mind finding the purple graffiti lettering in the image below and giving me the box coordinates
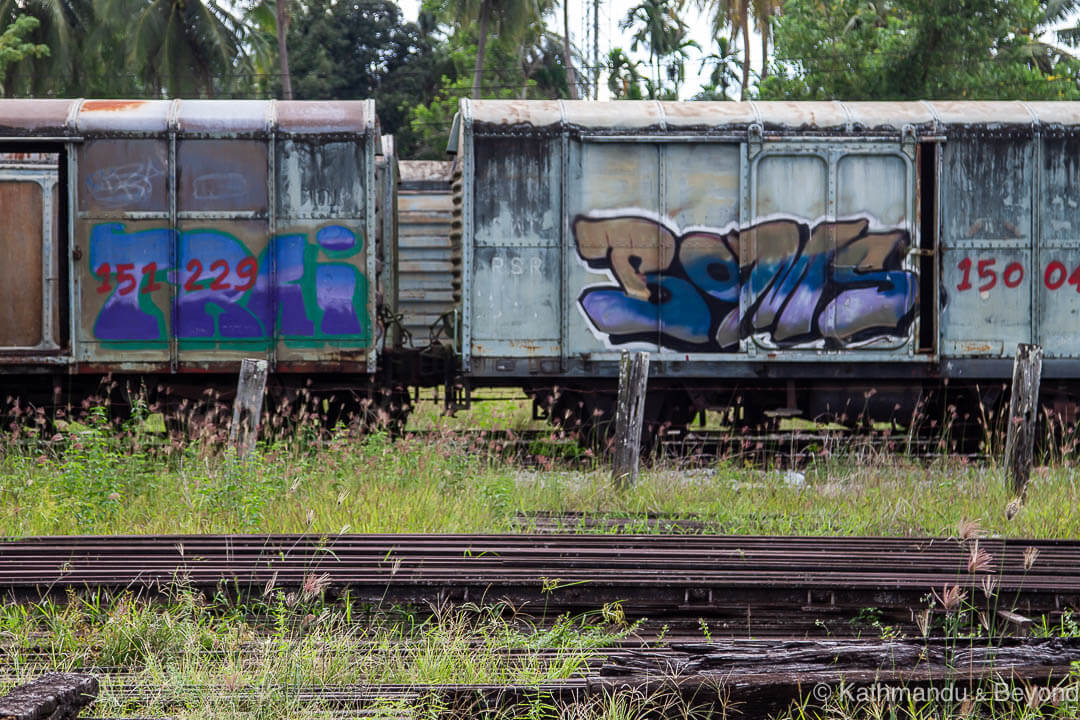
[89,224,171,341]
[317,225,359,252]
[87,223,370,345]
[574,211,917,352]
[316,265,365,335]
[177,230,268,339]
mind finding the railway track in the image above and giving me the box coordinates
[405,427,983,464]
[1,534,1075,634]
[17,638,1080,719]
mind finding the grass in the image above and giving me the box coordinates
[5,391,1080,718]
[1,398,1079,536]
[0,590,641,719]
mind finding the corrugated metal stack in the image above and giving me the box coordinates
[396,160,460,348]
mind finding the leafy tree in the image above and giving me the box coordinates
[759,0,1080,100]
[437,0,538,98]
[97,0,250,96]
[286,0,450,144]
[694,34,738,99]
[0,15,48,95]
[620,0,693,97]
[0,0,91,95]
[607,46,645,98]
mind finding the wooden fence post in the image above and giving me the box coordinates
[612,350,649,489]
[229,358,268,459]
[1004,343,1043,500]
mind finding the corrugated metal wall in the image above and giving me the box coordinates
[396,161,459,348]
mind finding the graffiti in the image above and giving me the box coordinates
[574,210,917,352]
[193,172,249,201]
[85,158,165,206]
[88,223,370,348]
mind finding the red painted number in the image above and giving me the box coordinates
[209,259,231,290]
[1045,261,1066,290]
[184,259,203,292]
[235,257,258,292]
[1003,262,1024,288]
[976,258,997,291]
[115,263,137,295]
[956,257,973,291]
[97,257,259,294]
[141,262,163,294]
[94,263,112,294]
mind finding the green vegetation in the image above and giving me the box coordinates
[759,0,1080,100]
[1,395,1080,538]
[5,0,1080,154]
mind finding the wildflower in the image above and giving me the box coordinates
[967,541,993,573]
[301,572,331,602]
[957,519,981,540]
[933,584,967,612]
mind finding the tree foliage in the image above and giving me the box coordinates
[759,0,1080,100]
[0,14,48,95]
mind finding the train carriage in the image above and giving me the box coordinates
[0,99,394,415]
[450,100,1080,433]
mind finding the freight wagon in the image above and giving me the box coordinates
[449,100,1080,436]
[0,99,416,422]
[3,98,1080,441]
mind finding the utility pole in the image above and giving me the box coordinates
[593,0,599,98]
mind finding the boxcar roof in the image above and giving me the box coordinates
[0,99,378,138]
[463,99,1080,133]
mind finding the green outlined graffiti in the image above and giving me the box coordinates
[88,223,370,349]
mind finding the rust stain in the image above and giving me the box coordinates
[82,100,149,113]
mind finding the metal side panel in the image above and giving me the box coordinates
[0,172,56,352]
[469,135,561,352]
[939,135,1034,358]
[397,166,458,349]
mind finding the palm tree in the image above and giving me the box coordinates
[752,0,780,80]
[620,0,687,95]
[561,0,577,98]
[275,0,291,99]
[606,46,644,98]
[663,30,698,96]
[697,34,738,98]
[98,0,248,96]
[441,0,539,99]
[695,0,778,96]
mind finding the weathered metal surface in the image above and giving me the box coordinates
[0,100,77,136]
[844,101,937,131]
[0,181,45,347]
[464,100,1080,136]
[176,100,269,136]
[0,162,59,354]
[375,134,398,348]
[76,99,170,134]
[930,100,1035,127]
[397,160,459,347]
[463,102,921,369]
[939,136,1033,358]
[78,139,168,214]
[178,140,268,214]
[276,99,377,137]
[63,100,377,371]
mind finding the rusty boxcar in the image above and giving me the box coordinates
[448,99,1080,434]
[0,99,413,417]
